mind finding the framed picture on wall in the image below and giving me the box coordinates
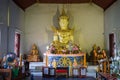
[80,67,87,78]
[49,67,55,77]
[42,67,49,77]
[72,68,79,77]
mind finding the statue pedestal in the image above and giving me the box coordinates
[27,55,40,62]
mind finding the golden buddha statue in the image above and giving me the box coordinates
[27,44,40,62]
[94,46,107,60]
[57,9,74,44]
[51,7,74,53]
[30,44,39,55]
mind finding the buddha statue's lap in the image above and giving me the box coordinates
[57,30,73,44]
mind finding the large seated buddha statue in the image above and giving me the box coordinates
[27,44,40,62]
[45,7,86,68]
[48,8,80,54]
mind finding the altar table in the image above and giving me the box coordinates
[44,52,86,67]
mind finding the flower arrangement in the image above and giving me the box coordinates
[47,43,81,54]
[49,45,56,54]
[72,44,80,54]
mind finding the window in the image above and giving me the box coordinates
[0,29,1,49]
[0,29,1,48]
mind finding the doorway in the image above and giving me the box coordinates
[109,33,115,57]
[14,32,20,57]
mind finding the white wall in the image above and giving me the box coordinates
[8,0,25,54]
[0,0,8,57]
[0,26,8,57]
[0,0,8,25]
[25,3,104,58]
[104,0,120,52]
[9,0,25,31]
[0,0,25,56]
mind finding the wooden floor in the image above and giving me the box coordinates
[0,65,97,80]
[26,76,96,80]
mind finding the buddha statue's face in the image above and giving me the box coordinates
[59,16,68,30]
[32,44,37,49]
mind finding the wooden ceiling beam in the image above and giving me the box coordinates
[12,0,117,10]
[93,0,117,10]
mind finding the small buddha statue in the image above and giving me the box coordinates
[27,44,40,62]
[30,44,39,55]
[90,44,97,65]
[52,59,57,68]
[96,46,106,60]
[93,44,97,57]
[73,58,78,67]
[69,61,73,76]
[102,49,107,58]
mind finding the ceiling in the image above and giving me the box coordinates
[13,0,117,11]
